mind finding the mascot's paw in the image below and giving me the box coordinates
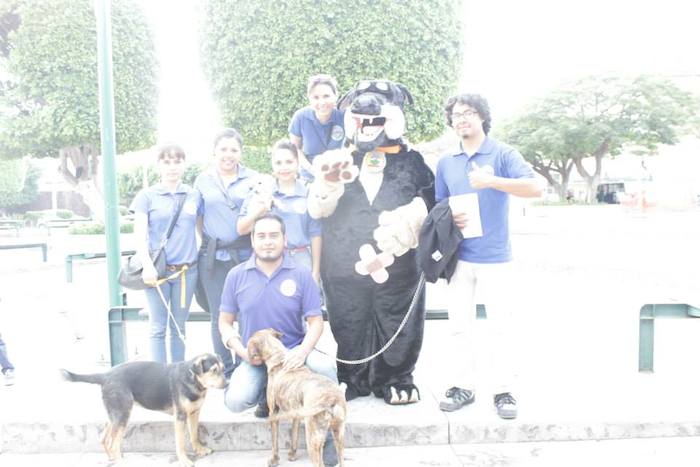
[355,244,394,284]
[382,384,420,405]
[374,197,428,257]
[313,149,359,185]
[344,381,371,401]
[307,149,359,219]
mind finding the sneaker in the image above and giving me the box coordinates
[439,386,475,412]
[494,392,517,419]
[2,369,14,386]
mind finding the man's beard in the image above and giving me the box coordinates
[257,251,283,262]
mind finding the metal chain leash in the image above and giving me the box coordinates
[319,273,426,365]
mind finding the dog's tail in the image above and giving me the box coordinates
[60,369,106,385]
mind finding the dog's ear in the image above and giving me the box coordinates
[337,87,358,110]
[192,354,207,375]
[394,83,414,107]
[271,329,284,340]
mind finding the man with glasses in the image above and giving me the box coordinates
[436,94,542,419]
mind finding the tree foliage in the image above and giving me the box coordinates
[0,158,40,210]
[0,0,158,159]
[200,0,463,145]
[497,75,698,199]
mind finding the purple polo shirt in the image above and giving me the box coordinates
[239,180,322,249]
[435,136,534,264]
[219,254,322,349]
[288,107,346,161]
[129,183,200,265]
[194,166,259,261]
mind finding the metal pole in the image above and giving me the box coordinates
[95,0,123,307]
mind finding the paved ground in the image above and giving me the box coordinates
[1,204,700,465]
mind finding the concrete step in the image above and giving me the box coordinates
[4,367,700,454]
[3,437,700,467]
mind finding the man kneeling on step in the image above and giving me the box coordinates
[219,214,338,465]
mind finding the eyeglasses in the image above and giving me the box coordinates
[452,110,479,120]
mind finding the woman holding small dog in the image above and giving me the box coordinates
[131,144,200,364]
[237,139,322,283]
[289,74,345,181]
[194,128,259,378]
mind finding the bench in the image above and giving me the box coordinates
[0,219,23,236]
[65,250,136,282]
[0,242,48,262]
[107,304,487,366]
[39,218,93,235]
[638,301,700,372]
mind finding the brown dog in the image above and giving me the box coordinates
[247,329,346,467]
[61,353,226,467]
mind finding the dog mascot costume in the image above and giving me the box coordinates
[307,80,435,405]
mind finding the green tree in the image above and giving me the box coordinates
[0,159,40,213]
[498,75,698,201]
[0,0,158,218]
[200,0,463,145]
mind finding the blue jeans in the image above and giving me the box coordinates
[0,333,14,372]
[198,255,237,378]
[144,265,197,364]
[224,347,337,412]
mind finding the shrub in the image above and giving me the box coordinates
[68,222,134,235]
[55,209,73,219]
[200,0,463,145]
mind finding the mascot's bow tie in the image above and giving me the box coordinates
[355,244,395,284]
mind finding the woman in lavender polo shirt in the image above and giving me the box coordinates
[130,144,200,363]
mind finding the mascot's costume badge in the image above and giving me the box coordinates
[308,80,435,405]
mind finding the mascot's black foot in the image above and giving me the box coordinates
[382,384,420,405]
[344,381,371,401]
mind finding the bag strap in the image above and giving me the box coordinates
[159,193,187,248]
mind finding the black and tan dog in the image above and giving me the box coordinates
[61,353,225,466]
[247,328,346,467]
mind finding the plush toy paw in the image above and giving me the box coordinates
[307,149,359,219]
[313,148,359,184]
[373,197,428,257]
[355,244,395,284]
[382,384,420,405]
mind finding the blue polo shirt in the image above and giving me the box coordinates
[194,166,259,261]
[239,180,321,249]
[288,107,345,161]
[129,183,200,265]
[220,254,322,349]
[435,136,534,264]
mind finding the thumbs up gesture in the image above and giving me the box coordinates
[468,161,494,190]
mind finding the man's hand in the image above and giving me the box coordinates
[283,347,309,370]
[452,211,469,230]
[468,162,495,190]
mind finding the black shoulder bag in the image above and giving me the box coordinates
[118,193,186,290]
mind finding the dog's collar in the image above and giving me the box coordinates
[376,145,401,154]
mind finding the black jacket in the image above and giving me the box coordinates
[416,199,463,283]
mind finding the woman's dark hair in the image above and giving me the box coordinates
[271,138,299,160]
[444,93,492,135]
[213,128,243,150]
[307,74,338,96]
[157,143,186,161]
[252,213,286,236]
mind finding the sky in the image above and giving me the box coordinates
[137,0,700,161]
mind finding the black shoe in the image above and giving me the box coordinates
[494,392,517,419]
[322,432,338,466]
[254,400,269,418]
[439,386,475,412]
